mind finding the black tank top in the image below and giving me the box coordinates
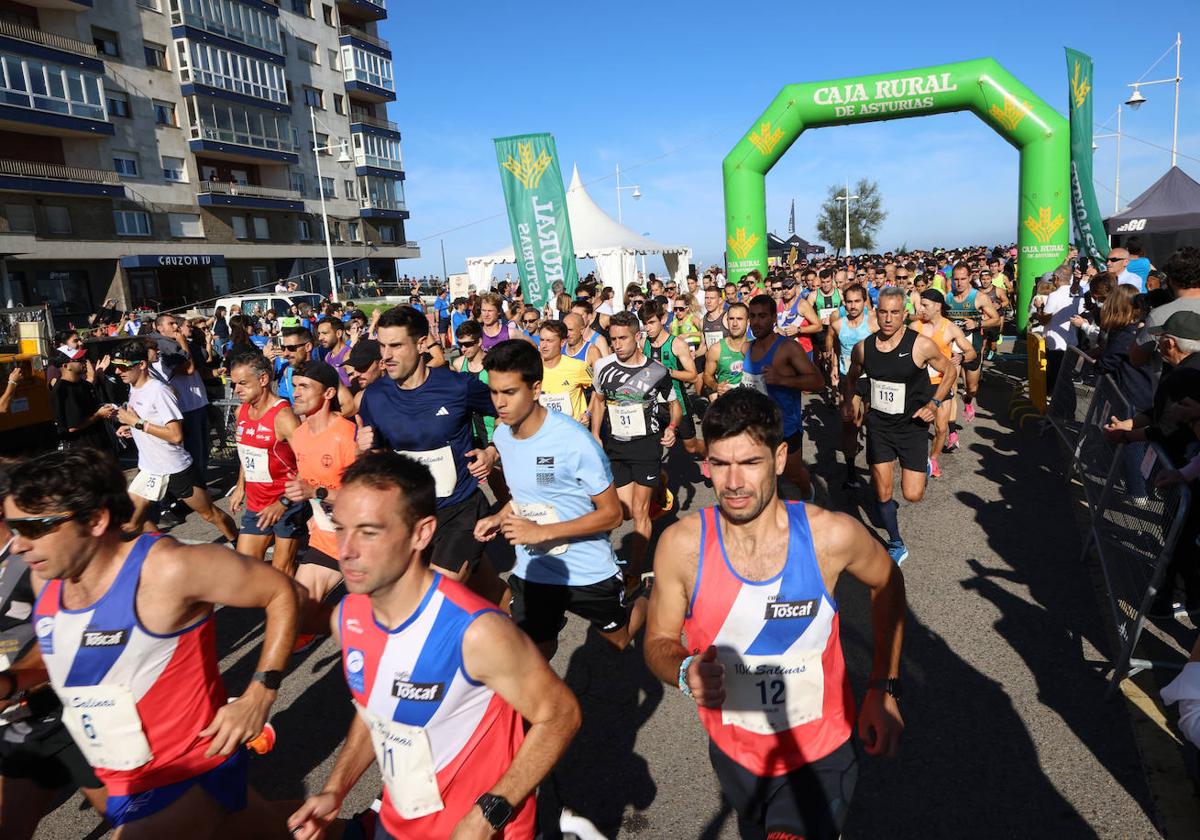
[861,329,933,421]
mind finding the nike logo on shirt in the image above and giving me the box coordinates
[898,353,909,357]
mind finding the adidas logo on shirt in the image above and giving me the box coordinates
[435,406,449,416]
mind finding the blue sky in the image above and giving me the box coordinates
[380,0,1199,278]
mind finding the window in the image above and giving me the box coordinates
[169,213,203,237]
[328,220,341,242]
[251,267,271,287]
[92,27,120,57]
[296,38,318,64]
[303,86,323,109]
[176,38,289,105]
[143,41,168,69]
[162,156,186,182]
[343,179,355,199]
[113,154,139,177]
[44,206,71,235]
[320,177,334,199]
[348,221,360,242]
[5,205,33,233]
[328,49,340,70]
[170,0,282,54]
[322,4,334,25]
[252,216,269,239]
[333,94,344,115]
[106,91,130,118]
[231,215,248,239]
[153,100,177,126]
[379,224,394,243]
[298,218,311,240]
[114,210,152,236]
[290,171,305,194]
[290,0,311,17]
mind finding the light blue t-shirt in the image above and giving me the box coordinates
[492,410,618,586]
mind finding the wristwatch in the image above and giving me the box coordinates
[315,486,328,501]
[135,419,147,431]
[929,398,942,408]
[251,670,283,691]
[475,793,514,831]
[868,677,902,700]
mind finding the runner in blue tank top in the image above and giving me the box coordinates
[741,294,825,500]
[827,284,878,489]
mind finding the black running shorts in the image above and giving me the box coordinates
[508,572,629,644]
[428,490,490,574]
[865,418,928,473]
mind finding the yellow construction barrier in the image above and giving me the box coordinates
[0,353,51,432]
[1027,332,1048,414]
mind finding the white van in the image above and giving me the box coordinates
[213,292,325,319]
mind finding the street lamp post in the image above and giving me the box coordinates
[835,178,858,257]
[615,163,641,224]
[1124,31,1183,166]
[310,105,352,302]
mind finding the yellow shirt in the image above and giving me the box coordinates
[538,355,591,423]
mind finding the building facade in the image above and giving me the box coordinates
[0,0,415,322]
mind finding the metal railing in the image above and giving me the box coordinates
[1054,363,1192,695]
[0,158,120,184]
[349,112,398,132]
[198,180,301,201]
[338,25,388,50]
[0,19,98,58]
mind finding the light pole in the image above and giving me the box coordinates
[835,178,858,257]
[1124,31,1183,166]
[1094,105,1122,212]
[615,163,641,224]
[310,105,352,302]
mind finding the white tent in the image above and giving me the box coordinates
[466,166,692,297]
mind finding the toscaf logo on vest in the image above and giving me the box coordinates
[82,629,129,647]
[764,599,818,621]
[392,676,445,702]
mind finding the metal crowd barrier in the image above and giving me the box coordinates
[1046,346,1100,472]
[1061,371,1191,695]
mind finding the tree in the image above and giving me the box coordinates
[814,178,887,256]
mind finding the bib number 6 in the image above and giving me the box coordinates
[81,713,97,740]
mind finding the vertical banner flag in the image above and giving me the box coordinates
[1065,48,1109,263]
[494,133,578,310]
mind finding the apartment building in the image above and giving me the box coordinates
[0,0,415,321]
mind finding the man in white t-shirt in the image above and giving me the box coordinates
[153,314,212,480]
[1106,247,1144,291]
[111,341,237,541]
[1034,269,1088,399]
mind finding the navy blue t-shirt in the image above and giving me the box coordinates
[358,366,496,508]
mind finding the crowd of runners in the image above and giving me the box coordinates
[1,241,1155,839]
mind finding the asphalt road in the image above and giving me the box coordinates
[33,368,1165,839]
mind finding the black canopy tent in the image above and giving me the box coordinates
[767,233,826,264]
[1105,166,1200,260]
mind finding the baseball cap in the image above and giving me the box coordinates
[292,360,340,392]
[110,342,148,365]
[1148,310,1200,341]
[55,344,86,361]
[919,289,946,306]
[779,277,797,289]
[345,339,381,370]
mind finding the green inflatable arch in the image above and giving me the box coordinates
[723,58,1069,329]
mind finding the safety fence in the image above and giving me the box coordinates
[1048,346,1191,695]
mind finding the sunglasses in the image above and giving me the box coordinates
[280,344,306,351]
[771,286,784,292]
[8,511,85,539]
[1107,256,1125,262]
[522,318,539,326]
[673,307,686,313]
[458,340,479,348]
[896,275,909,280]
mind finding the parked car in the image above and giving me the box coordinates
[213,292,325,319]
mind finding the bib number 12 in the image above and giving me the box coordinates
[756,679,785,705]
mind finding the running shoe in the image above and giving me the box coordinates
[929,458,942,478]
[649,488,675,521]
[942,431,959,453]
[964,401,976,422]
[886,539,909,566]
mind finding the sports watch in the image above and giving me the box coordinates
[252,670,283,690]
[930,398,942,409]
[868,677,902,700]
[315,486,329,501]
[475,793,514,830]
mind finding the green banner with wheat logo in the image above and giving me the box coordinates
[494,133,578,310]
[1066,48,1109,263]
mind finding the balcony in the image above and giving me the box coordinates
[354,149,402,176]
[197,179,303,211]
[338,25,389,54]
[0,52,111,136]
[336,0,385,22]
[342,62,394,103]
[12,0,91,11]
[187,97,298,164]
[0,19,103,70]
[349,112,398,133]
[0,158,123,197]
[358,189,406,219]
[169,0,282,57]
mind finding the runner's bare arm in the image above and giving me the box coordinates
[703,342,721,395]
[978,298,1001,330]
[913,335,955,404]
[503,484,622,546]
[593,334,612,358]
[151,542,299,755]
[288,713,376,840]
[949,324,978,364]
[459,611,581,832]
[825,317,839,355]
[766,341,825,392]
[840,341,865,405]
[643,517,699,682]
